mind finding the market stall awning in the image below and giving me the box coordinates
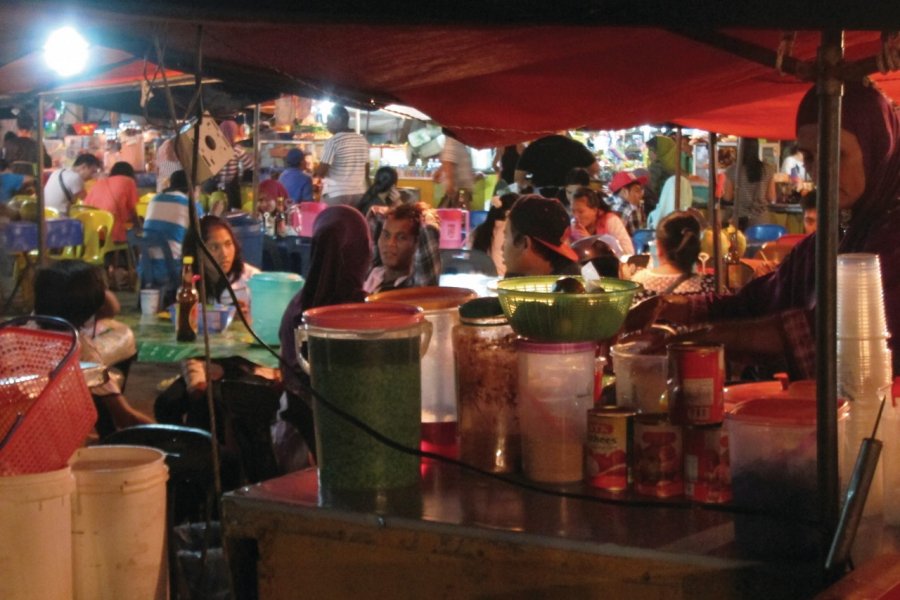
[1,3,899,144]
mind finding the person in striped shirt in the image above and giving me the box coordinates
[314,105,369,207]
[143,169,205,261]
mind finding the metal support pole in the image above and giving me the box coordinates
[252,103,261,214]
[708,132,723,291]
[35,98,46,266]
[674,127,683,210]
[816,29,843,579]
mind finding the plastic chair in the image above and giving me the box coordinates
[128,228,182,306]
[439,248,498,276]
[468,210,489,230]
[70,208,116,265]
[631,229,655,254]
[218,379,282,485]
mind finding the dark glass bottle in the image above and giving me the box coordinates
[274,197,287,238]
[725,230,743,292]
[176,256,199,342]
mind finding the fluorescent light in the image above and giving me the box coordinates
[44,27,89,77]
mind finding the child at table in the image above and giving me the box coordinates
[33,260,154,437]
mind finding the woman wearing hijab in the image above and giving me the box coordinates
[278,205,373,454]
[662,80,900,379]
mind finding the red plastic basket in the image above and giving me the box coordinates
[0,316,97,475]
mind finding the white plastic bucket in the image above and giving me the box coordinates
[70,445,169,600]
[0,466,75,600]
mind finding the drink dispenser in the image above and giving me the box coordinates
[296,303,432,492]
[367,286,477,457]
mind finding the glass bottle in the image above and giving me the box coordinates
[175,256,199,342]
[274,197,287,238]
[725,229,743,292]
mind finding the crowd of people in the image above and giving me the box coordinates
[8,79,890,482]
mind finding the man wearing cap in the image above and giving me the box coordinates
[502,195,581,277]
[607,170,648,235]
[279,148,313,203]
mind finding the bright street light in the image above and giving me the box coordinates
[44,26,89,77]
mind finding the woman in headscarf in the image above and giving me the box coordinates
[661,80,900,378]
[278,205,373,454]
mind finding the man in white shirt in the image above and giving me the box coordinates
[43,153,102,215]
[314,105,369,207]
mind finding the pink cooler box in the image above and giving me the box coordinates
[436,208,469,249]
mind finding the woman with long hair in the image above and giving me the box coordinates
[466,192,518,276]
[723,138,777,229]
[569,187,635,255]
[357,166,399,216]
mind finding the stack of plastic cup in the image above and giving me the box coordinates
[836,253,893,518]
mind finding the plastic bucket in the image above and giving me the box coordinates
[248,272,304,345]
[70,445,169,600]
[0,466,75,600]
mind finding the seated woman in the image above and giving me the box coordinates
[154,215,273,430]
[466,192,517,277]
[34,260,153,437]
[630,210,715,298]
[569,187,635,255]
[278,205,373,456]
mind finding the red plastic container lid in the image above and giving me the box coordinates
[303,302,424,330]
[726,397,817,427]
[517,339,597,354]
[367,286,477,310]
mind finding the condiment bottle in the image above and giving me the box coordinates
[176,256,199,342]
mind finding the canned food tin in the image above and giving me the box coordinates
[585,407,634,492]
[667,343,725,426]
[633,414,683,498]
[684,425,732,504]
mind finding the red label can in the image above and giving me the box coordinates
[585,407,633,492]
[633,414,683,498]
[683,425,731,503]
[667,343,725,426]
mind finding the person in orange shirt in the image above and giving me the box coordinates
[83,161,139,243]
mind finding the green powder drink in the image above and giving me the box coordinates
[300,303,430,492]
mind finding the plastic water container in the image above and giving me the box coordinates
[0,466,75,600]
[517,340,596,483]
[248,272,304,345]
[299,202,328,237]
[727,398,838,559]
[436,208,469,249]
[70,445,169,600]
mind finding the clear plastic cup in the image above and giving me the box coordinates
[837,253,889,339]
[837,340,893,408]
[610,341,668,414]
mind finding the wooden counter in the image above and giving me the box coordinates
[222,463,828,599]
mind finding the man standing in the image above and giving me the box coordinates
[606,170,648,235]
[3,113,52,176]
[435,130,474,209]
[314,105,369,207]
[43,153,101,215]
[514,133,598,197]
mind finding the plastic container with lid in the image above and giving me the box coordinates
[517,339,596,484]
[726,397,842,559]
[610,341,668,413]
[453,297,519,473]
[367,286,477,458]
[298,302,432,491]
[248,272,304,345]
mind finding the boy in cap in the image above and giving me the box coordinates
[279,147,313,203]
[502,195,580,277]
[606,170,648,235]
